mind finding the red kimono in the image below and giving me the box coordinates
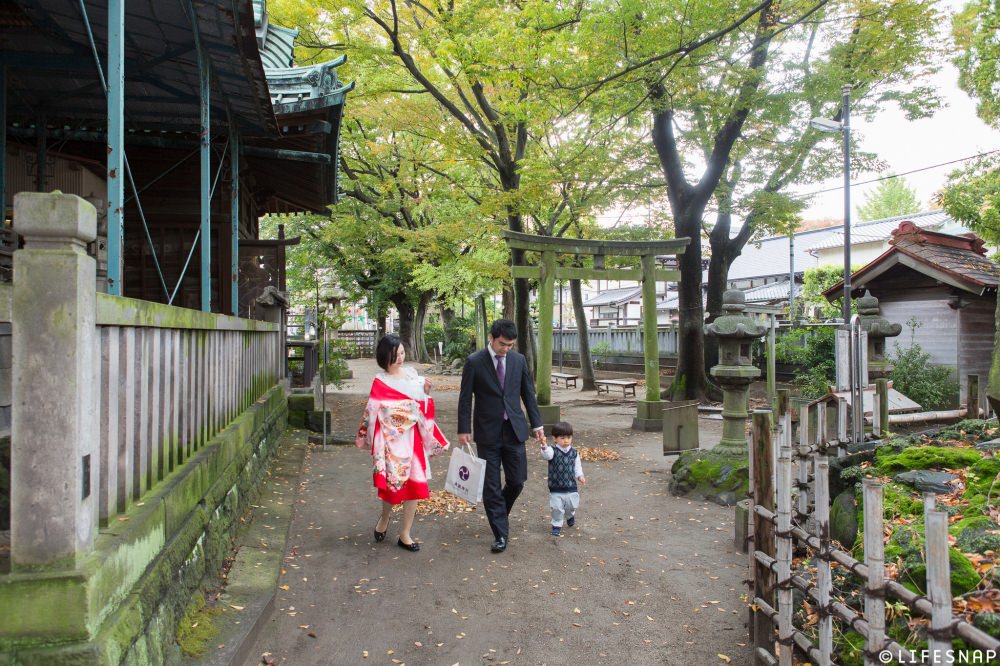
[356,375,449,503]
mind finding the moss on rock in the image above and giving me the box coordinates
[876,445,981,475]
[668,450,749,506]
[175,593,222,659]
[963,456,1000,500]
[885,526,980,596]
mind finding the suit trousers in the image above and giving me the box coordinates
[477,420,527,541]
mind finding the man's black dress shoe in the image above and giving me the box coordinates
[397,538,420,552]
[490,537,507,553]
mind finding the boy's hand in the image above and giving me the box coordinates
[578,476,586,486]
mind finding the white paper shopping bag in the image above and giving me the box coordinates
[444,444,486,504]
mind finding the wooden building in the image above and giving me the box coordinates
[1,0,350,315]
[823,221,998,403]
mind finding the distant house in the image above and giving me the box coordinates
[726,210,966,315]
[822,222,998,403]
[583,286,642,327]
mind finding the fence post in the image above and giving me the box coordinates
[875,378,888,437]
[796,400,811,521]
[968,374,980,419]
[862,479,886,666]
[11,192,98,568]
[925,510,953,661]
[814,456,833,666]
[752,409,776,663]
[776,440,793,666]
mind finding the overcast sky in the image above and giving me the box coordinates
[796,0,998,221]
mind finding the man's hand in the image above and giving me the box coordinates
[458,433,472,446]
[534,429,546,444]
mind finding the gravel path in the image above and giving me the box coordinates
[245,359,753,666]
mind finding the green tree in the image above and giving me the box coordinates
[856,177,921,222]
[561,0,942,400]
[943,0,1000,399]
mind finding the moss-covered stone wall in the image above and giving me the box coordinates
[0,385,287,665]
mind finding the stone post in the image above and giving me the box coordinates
[256,285,289,389]
[12,191,98,569]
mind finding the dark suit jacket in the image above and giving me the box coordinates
[458,348,543,444]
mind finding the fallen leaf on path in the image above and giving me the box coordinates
[718,655,731,664]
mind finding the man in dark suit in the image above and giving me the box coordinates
[458,319,545,553]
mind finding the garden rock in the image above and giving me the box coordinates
[830,489,859,548]
[892,470,957,494]
[975,437,1000,452]
[669,449,749,506]
[956,527,1000,555]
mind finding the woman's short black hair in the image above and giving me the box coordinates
[552,421,574,437]
[490,319,518,341]
[375,334,403,371]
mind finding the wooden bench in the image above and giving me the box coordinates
[595,379,638,398]
[551,372,580,389]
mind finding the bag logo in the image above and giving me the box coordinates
[459,466,470,481]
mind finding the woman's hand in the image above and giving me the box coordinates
[423,378,432,394]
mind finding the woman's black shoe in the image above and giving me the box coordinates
[374,528,387,543]
[397,538,420,552]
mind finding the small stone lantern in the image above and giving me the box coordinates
[856,290,901,381]
[705,289,768,455]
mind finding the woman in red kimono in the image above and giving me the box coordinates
[356,334,449,552]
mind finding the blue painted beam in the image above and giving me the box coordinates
[199,47,211,313]
[231,128,239,316]
[106,0,125,296]
[1,67,6,225]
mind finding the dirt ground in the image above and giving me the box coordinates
[245,359,754,666]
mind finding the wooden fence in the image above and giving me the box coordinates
[749,403,1000,665]
[95,297,281,523]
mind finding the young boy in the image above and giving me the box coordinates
[539,421,585,536]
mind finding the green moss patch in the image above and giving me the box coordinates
[875,445,981,475]
[668,450,749,506]
[175,593,222,659]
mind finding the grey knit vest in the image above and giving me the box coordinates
[547,447,578,493]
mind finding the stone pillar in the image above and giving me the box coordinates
[12,191,98,569]
[857,290,901,382]
[705,289,768,455]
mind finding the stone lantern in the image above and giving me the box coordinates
[705,289,768,455]
[856,290,901,381]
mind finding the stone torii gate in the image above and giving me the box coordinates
[502,230,690,430]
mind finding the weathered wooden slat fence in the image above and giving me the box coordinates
[749,404,1000,664]
[0,191,289,664]
[95,296,281,523]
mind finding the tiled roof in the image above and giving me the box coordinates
[583,286,641,307]
[806,210,955,252]
[823,222,999,298]
[742,281,804,304]
[889,222,998,289]
[726,210,961,282]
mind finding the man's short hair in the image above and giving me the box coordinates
[490,319,518,341]
[375,333,403,371]
[552,421,574,437]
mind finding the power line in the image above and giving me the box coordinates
[795,148,1000,198]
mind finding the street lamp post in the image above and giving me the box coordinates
[811,84,853,323]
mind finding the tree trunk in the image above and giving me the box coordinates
[502,287,515,320]
[704,247,732,373]
[393,296,417,359]
[413,292,432,363]
[570,278,597,390]
[668,221,713,401]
